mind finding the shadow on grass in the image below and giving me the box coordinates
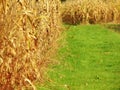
[103,24,120,33]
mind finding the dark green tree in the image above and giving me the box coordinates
[61,0,66,2]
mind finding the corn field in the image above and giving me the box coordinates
[62,0,120,24]
[0,0,61,90]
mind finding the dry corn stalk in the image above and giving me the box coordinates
[62,0,120,24]
[0,0,61,89]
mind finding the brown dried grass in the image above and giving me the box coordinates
[0,0,61,90]
[62,0,120,24]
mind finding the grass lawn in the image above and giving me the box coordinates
[37,25,120,90]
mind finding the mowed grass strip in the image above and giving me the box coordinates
[38,25,120,90]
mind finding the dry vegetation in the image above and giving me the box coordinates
[0,0,61,90]
[62,0,120,24]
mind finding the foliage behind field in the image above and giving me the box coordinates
[62,0,120,24]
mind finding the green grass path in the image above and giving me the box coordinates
[38,25,120,90]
